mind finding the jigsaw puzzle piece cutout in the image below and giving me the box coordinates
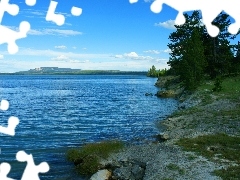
[150,0,224,37]
[0,0,19,23]
[16,151,50,180]
[46,0,65,26]
[0,21,30,54]
[0,99,9,111]
[0,162,16,180]
[71,6,82,16]
[129,0,138,4]
[201,7,222,37]
[0,116,19,136]
[25,0,36,6]
[222,0,240,35]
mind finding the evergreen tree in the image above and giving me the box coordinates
[147,65,157,77]
[167,11,204,75]
[202,12,234,78]
[179,29,206,90]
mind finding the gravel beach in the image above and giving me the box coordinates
[96,77,240,180]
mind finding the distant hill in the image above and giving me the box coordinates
[2,67,147,75]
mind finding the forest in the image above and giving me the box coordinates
[147,11,240,90]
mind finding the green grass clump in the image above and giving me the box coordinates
[176,133,240,161]
[197,75,240,100]
[176,133,240,179]
[66,140,124,175]
[166,163,185,175]
[214,165,240,180]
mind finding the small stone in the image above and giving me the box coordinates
[90,169,111,180]
[155,133,170,141]
[113,167,132,179]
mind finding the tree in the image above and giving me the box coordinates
[167,11,204,75]
[202,12,234,78]
[179,29,206,90]
[147,65,157,77]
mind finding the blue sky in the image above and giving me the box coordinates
[0,0,239,72]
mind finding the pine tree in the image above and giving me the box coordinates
[179,29,206,90]
[167,11,204,75]
[202,12,234,78]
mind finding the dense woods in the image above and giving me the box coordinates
[149,11,240,90]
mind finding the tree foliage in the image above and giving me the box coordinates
[166,10,239,90]
[147,65,167,77]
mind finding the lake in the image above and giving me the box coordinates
[0,75,178,179]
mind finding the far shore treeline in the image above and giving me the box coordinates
[148,11,240,91]
[0,67,147,76]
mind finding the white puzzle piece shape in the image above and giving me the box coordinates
[46,0,65,26]
[0,163,16,180]
[131,0,240,37]
[0,0,19,23]
[0,21,30,54]
[0,116,19,136]
[16,151,50,180]
[0,99,9,111]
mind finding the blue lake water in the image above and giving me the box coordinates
[0,75,178,179]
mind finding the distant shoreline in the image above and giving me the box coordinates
[0,71,147,76]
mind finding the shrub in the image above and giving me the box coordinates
[212,76,223,92]
[66,140,124,175]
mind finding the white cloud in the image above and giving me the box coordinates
[51,55,90,63]
[163,49,172,53]
[155,58,168,63]
[51,55,69,61]
[154,19,176,30]
[20,9,46,17]
[124,52,139,58]
[114,52,165,61]
[12,48,111,60]
[144,50,160,54]
[55,45,67,49]
[144,49,172,54]
[115,55,123,58]
[0,54,4,59]
[0,57,169,73]
[28,29,83,36]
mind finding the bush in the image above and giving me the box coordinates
[212,76,223,92]
[66,140,124,175]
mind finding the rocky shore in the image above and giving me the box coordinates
[89,76,240,180]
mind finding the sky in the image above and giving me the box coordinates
[0,0,239,73]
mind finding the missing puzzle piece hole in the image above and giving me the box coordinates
[71,6,82,16]
[19,21,31,33]
[8,43,18,54]
[0,99,9,111]
[207,25,220,37]
[25,0,36,6]
[129,0,138,3]
[0,163,16,180]
[150,0,163,13]
[228,23,240,35]
[175,13,186,25]
[8,4,19,16]
[0,163,11,175]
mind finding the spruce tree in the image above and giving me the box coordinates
[179,29,206,90]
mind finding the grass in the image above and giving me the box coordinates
[176,133,240,179]
[214,165,240,180]
[66,140,124,175]
[166,163,185,175]
[198,75,240,100]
